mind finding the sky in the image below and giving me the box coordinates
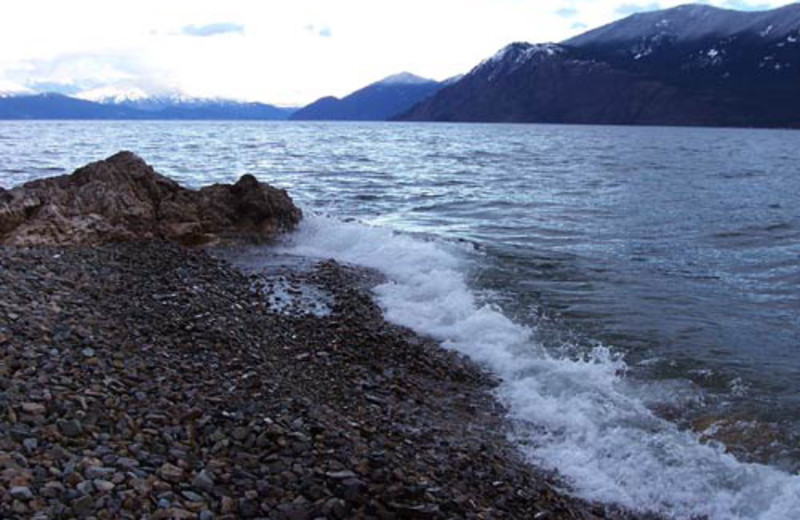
[0,0,793,106]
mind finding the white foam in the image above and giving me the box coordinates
[278,214,800,520]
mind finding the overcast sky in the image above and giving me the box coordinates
[0,0,791,106]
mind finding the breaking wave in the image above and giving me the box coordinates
[278,214,800,520]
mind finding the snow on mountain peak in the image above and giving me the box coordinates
[73,86,235,109]
[75,86,151,104]
[474,42,565,79]
[485,42,564,65]
[466,42,567,83]
[379,72,435,85]
[566,2,800,48]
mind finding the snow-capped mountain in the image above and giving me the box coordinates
[564,3,800,91]
[399,3,800,128]
[72,86,294,119]
[0,85,297,120]
[567,3,800,48]
[0,87,294,120]
[291,72,446,121]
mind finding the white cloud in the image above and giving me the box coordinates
[0,0,794,105]
[182,22,245,37]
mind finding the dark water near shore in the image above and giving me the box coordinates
[1,121,799,518]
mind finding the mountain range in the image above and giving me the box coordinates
[2,4,799,127]
[399,3,800,127]
[0,87,295,120]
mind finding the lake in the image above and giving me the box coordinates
[2,120,799,519]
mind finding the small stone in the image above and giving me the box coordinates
[71,495,94,516]
[158,462,184,483]
[10,486,34,501]
[81,348,96,358]
[84,466,114,479]
[42,481,65,498]
[181,490,204,502]
[58,419,83,437]
[12,500,28,514]
[391,503,440,519]
[93,479,115,493]
[76,480,94,495]
[340,478,366,502]
[321,498,346,518]
[23,438,38,454]
[115,457,139,469]
[21,402,46,415]
[276,503,310,520]
[220,496,235,514]
[326,470,357,480]
[238,498,259,517]
[191,470,215,492]
[158,508,195,519]
[128,477,150,496]
[65,472,84,487]
[199,510,214,520]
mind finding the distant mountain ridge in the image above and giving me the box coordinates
[399,3,800,128]
[291,72,448,121]
[0,89,296,120]
[0,94,145,119]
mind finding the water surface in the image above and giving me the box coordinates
[2,121,799,519]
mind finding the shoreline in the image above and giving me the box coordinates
[0,240,645,519]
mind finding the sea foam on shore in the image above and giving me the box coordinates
[278,214,800,520]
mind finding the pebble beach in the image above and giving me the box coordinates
[0,241,645,519]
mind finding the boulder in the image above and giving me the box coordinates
[0,151,301,246]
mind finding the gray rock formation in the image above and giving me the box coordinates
[0,151,302,246]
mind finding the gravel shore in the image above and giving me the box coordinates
[0,241,645,519]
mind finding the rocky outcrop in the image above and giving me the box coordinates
[0,151,302,246]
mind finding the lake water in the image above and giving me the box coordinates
[1,121,799,519]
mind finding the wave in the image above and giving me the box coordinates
[276,214,800,520]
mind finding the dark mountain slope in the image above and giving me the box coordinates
[399,43,751,126]
[399,4,800,128]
